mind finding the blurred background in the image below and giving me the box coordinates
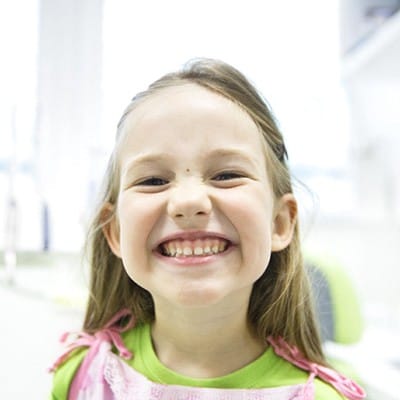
[0,0,399,398]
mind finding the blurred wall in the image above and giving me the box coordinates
[36,0,103,250]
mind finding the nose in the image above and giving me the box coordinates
[167,180,212,221]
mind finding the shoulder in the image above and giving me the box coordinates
[314,378,347,400]
[49,324,146,399]
[51,347,88,399]
[121,322,147,347]
[260,349,349,399]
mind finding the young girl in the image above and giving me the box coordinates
[50,59,365,399]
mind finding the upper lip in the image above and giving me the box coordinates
[154,231,234,248]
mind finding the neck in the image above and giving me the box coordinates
[151,297,267,378]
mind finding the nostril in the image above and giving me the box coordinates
[172,209,210,219]
[174,210,208,219]
[196,210,207,215]
[168,195,212,219]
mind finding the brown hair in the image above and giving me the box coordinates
[83,58,326,365]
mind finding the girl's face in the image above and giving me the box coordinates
[106,84,295,310]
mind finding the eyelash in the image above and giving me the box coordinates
[212,171,244,181]
[132,171,245,189]
[136,177,169,186]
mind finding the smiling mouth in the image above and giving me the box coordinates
[158,238,230,257]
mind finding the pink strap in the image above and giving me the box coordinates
[51,312,365,400]
[49,308,135,373]
[267,337,366,400]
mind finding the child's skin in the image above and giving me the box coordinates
[104,83,297,379]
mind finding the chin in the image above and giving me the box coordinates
[174,284,249,310]
[169,286,228,309]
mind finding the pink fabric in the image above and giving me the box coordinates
[49,309,135,399]
[51,309,366,400]
[266,338,365,400]
[71,345,314,400]
[49,309,135,374]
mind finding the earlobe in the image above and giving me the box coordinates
[271,193,297,252]
[101,203,122,258]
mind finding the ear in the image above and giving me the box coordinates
[271,193,297,252]
[101,203,122,258]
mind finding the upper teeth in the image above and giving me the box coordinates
[160,239,228,257]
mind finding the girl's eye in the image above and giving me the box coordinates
[213,172,243,181]
[137,177,169,186]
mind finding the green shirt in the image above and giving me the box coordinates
[51,324,344,399]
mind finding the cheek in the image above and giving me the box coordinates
[224,189,274,265]
[116,197,159,285]
[117,195,163,255]
[226,189,274,235]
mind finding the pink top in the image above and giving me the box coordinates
[50,309,366,400]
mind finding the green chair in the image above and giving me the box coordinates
[307,257,364,381]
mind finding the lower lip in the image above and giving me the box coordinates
[153,246,235,266]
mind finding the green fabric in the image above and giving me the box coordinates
[51,348,87,399]
[51,324,345,399]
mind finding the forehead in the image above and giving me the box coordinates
[124,83,255,132]
[118,83,266,165]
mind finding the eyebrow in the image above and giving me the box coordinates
[121,153,171,175]
[122,148,259,175]
[206,148,257,163]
